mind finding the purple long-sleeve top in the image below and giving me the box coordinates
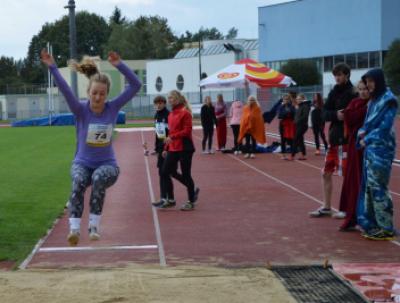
[49,62,142,169]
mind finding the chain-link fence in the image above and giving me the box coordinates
[1,85,331,122]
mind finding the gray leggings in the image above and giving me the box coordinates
[68,164,119,218]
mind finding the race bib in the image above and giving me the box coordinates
[86,124,113,147]
[155,122,168,139]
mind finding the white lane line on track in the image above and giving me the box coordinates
[267,131,400,167]
[227,153,335,209]
[266,137,400,198]
[39,245,158,253]
[193,132,400,247]
[19,217,62,269]
[228,154,400,248]
[141,131,167,267]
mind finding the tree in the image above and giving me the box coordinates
[280,59,321,86]
[226,27,238,39]
[109,6,126,26]
[104,15,176,59]
[383,39,400,95]
[0,56,24,93]
[22,11,110,84]
[192,27,224,41]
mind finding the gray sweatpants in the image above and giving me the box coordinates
[68,163,119,218]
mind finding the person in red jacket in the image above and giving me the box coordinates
[338,80,369,231]
[156,90,199,211]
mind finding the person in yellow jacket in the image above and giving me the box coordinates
[238,96,267,159]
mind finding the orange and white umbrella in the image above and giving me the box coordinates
[200,58,295,89]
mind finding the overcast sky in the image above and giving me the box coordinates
[0,0,295,60]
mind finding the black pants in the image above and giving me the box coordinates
[245,134,256,154]
[202,127,214,151]
[312,125,328,150]
[157,153,174,200]
[231,124,241,151]
[281,137,293,154]
[292,125,308,156]
[161,151,195,202]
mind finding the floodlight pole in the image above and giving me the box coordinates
[65,0,78,98]
[47,42,54,126]
[198,36,203,103]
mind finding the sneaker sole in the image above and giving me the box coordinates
[362,233,395,241]
[158,204,176,209]
[309,212,332,218]
[67,233,80,246]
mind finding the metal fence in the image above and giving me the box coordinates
[1,85,330,121]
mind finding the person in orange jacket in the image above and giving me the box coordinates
[238,95,266,159]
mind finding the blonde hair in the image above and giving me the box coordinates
[168,90,192,114]
[70,56,111,93]
[247,95,259,106]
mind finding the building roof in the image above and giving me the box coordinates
[174,39,258,59]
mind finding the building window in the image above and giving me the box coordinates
[382,50,388,65]
[369,51,380,68]
[333,55,345,65]
[176,75,184,90]
[324,56,333,72]
[155,76,163,92]
[358,52,369,69]
[345,54,356,69]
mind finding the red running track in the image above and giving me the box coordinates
[26,127,400,269]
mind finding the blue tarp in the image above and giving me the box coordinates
[11,112,126,127]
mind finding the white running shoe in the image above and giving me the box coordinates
[332,211,346,219]
[89,226,100,241]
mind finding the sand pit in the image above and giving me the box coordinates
[0,265,296,303]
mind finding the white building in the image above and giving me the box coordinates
[146,39,258,102]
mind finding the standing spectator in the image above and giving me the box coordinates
[157,90,200,211]
[200,96,217,154]
[357,69,397,240]
[215,94,227,151]
[338,81,369,230]
[290,94,311,160]
[151,96,172,208]
[229,100,243,154]
[309,63,356,217]
[277,94,296,160]
[238,96,267,159]
[311,93,328,155]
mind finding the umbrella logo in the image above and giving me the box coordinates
[217,72,240,80]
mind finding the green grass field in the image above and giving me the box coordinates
[0,126,75,264]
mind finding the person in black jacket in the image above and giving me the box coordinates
[291,94,311,160]
[151,96,173,207]
[311,93,328,155]
[309,63,357,218]
[200,96,217,154]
